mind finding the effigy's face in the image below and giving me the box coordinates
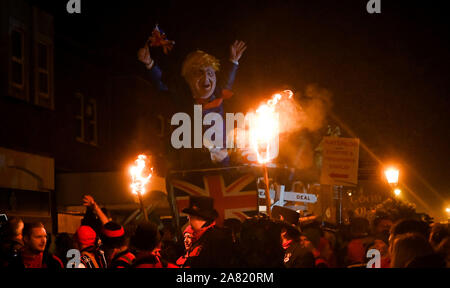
[187,66,217,100]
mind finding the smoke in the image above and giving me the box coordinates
[232,84,333,170]
[277,84,333,170]
[263,84,333,136]
[299,84,333,132]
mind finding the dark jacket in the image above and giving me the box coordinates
[182,226,234,268]
[283,240,315,268]
[131,251,178,268]
[0,239,23,268]
[9,248,63,269]
[109,250,136,269]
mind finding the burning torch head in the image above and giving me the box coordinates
[129,154,153,196]
[250,90,294,163]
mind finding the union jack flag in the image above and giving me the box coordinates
[147,24,175,55]
[171,171,259,225]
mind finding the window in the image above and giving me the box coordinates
[33,7,54,109]
[75,93,98,146]
[8,9,54,108]
[11,30,24,88]
[8,19,28,101]
[34,38,53,109]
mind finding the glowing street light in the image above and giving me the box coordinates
[384,168,399,185]
[384,167,400,198]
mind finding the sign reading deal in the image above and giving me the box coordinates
[320,137,360,186]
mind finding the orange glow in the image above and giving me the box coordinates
[129,154,153,196]
[384,168,399,185]
[394,188,401,196]
[250,90,293,164]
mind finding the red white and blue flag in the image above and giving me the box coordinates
[171,172,259,224]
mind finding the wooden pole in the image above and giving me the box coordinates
[263,164,272,218]
[137,192,148,222]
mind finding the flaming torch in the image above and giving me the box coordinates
[129,154,153,222]
[250,90,293,218]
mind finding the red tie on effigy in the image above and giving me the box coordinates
[196,89,233,110]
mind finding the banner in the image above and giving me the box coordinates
[320,137,360,186]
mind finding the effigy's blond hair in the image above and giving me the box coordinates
[181,50,220,79]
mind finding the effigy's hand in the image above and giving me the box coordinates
[230,40,247,63]
[137,45,154,69]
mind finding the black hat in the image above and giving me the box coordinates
[272,206,299,226]
[182,196,218,221]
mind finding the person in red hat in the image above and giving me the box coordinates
[74,225,106,268]
[179,196,233,268]
[100,221,135,268]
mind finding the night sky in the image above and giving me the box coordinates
[33,0,450,220]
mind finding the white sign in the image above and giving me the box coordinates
[259,189,317,204]
[258,189,276,199]
[320,137,360,186]
[283,192,317,203]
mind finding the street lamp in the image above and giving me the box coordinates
[385,167,400,197]
[384,168,399,185]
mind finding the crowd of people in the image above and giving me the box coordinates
[0,195,449,269]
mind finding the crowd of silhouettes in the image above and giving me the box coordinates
[1,195,449,268]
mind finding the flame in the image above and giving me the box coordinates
[250,90,293,164]
[129,154,153,196]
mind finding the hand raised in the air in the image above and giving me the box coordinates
[230,40,247,63]
[137,44,154,69]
